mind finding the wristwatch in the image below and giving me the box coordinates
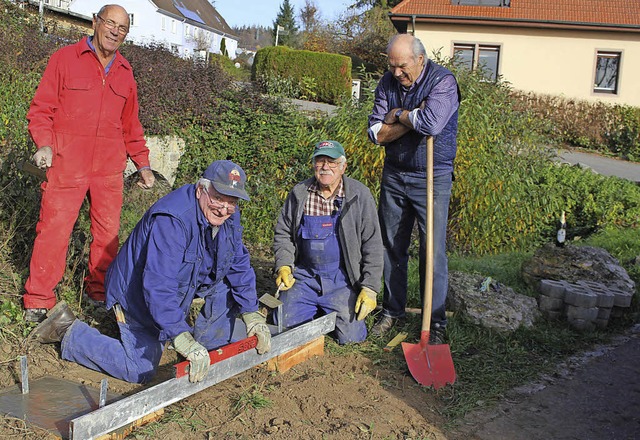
[394,109,403,121]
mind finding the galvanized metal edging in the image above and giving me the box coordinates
[69,312,336,439]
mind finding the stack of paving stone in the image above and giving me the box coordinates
[538,279,634,331]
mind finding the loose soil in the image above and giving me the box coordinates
[1,259,639,439]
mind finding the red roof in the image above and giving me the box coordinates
[390,0,640,29]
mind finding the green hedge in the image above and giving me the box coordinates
[252,46,351,105]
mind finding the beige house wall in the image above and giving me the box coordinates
[413,24,640,107]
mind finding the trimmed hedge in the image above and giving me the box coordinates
[252,46,351,105]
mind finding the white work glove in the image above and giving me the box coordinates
[172,331,210,383]
[275,266,295,290]
[137,167,156,189]
[355,286,377,321]
[32,146,53,170]
[242,311,271,354]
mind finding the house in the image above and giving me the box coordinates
[25,0,238,59]
[389,0,640,107]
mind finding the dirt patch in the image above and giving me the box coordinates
[1,257,639,439]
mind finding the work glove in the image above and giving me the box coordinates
[275,266,295,290]
[137,167,156,189]
[242,311,271,355]
[172,331,210,383]
[32,146,53,170]
[355,286,377,321]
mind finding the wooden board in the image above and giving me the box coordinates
[265,336,325,373]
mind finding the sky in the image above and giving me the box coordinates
[214,0,352,28]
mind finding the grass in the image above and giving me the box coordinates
[332,226,640,425]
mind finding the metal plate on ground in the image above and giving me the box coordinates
[0,376,121,439]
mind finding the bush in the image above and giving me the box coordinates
[252,46,351,104]
[512,92,640,160]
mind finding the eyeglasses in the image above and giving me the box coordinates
[95,14,129,35]
[203,187,238,214]
[314,158,342,169]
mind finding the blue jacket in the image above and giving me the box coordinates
[105,184,258,341]
[369,60,460,176]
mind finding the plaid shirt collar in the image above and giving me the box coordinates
[305,178,345,216]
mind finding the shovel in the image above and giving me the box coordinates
[401,136,456,389]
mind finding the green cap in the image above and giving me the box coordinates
[311,140,345,159]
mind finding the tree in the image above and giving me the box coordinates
[348,0,403,9]
[272,0,299,47]
[300,0,320,32]
[334,5,396,71]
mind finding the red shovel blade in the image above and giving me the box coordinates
[402,331,456,389]
[174,336,258,378]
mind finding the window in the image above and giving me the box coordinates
[594,51,621,94]
[161,17,165,31]
[171,19,176,34]
[129,13,134,27]
[185,24,190,36]
[453,43,500,81]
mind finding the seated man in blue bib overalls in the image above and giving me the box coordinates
[273,140,383,343]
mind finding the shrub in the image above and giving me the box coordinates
[252,46,351,104]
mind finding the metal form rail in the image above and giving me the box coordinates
[68,313,336,439]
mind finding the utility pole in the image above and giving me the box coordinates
[275,25,283,46]
[39,0,44,32]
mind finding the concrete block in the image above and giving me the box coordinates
[539,279,568,299]
[610,306,626,319]
[610,288,634,308]
[541,310,563,321]
[594,318,609,329]
[564,286,598,308]
[577,280,608,291]
[597,307,612,320]
[567,318,595,332]
[595,290,615,308]
[538,294,564,311]
[566,305,598,321]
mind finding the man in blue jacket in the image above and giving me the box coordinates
[368,34,461,343]
[32,160,271,383]
[273,140,383,344]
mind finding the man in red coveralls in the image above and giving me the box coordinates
[24,4,155,322]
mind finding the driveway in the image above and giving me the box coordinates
[557,149,640,183]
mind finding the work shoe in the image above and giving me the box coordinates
[24,308,48,323]
[31,301,76,344]
[82,292,105,308]
[370,315,406,337]
[429,323,446,345]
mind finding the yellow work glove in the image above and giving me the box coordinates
[275,266,295,290]
[32,146,53,170]
[172,331,210,383]
[355,287,377,321]
[242,311,271,354]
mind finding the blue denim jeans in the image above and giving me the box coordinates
[378,168,452,327]
[61,282,239,383]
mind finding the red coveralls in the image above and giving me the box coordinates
[24,36,150,309]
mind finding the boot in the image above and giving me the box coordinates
[31,301,76,344]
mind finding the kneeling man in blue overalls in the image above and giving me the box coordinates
[32,160,271,383]
[273,140,383,343]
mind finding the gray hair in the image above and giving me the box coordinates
[197,178,213,191]
[387,34,427,60]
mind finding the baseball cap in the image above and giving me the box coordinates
[202,160,250,201]
[311,140,345,160]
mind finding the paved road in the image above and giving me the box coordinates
[557,150,640,183]
[454,325,640,440]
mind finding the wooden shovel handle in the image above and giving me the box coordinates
[422,136,434,333]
